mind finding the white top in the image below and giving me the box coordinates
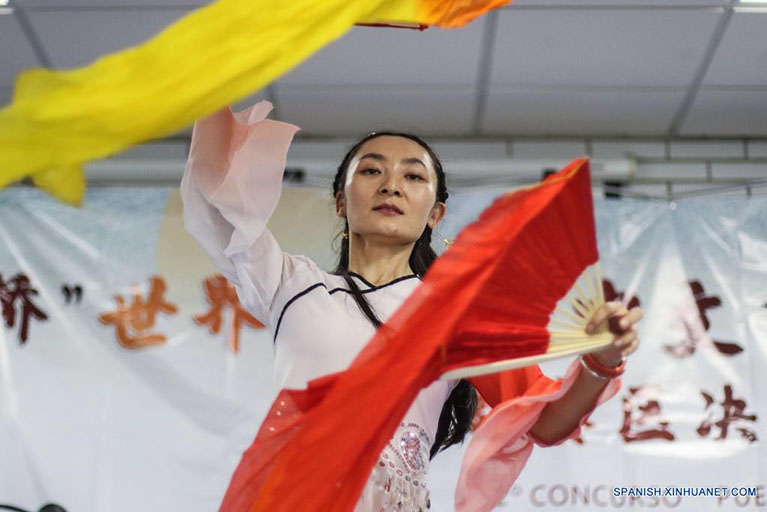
[180,103,456,511]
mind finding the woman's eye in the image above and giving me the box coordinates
[407,173,425,181]
[361,168,380,175]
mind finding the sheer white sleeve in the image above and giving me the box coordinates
[180,101,304,327]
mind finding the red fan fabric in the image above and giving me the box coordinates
[220,159,616,511]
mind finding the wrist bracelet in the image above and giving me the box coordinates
[584,353,626,376]
[581,353,626,379]
[579,356,610,380]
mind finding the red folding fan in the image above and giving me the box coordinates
[220,158,613,511]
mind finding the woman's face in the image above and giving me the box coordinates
[336,135,446,246]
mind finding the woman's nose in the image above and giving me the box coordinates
[379,179,401,196]
[381,174,400,195]
[379,186,401,196]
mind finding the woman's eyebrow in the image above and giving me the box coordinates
[359,153,427,169]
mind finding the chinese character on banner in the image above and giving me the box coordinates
[0,273,49,345]
[619,385,676,443]
[602,279,641,310]
[99,276,178,349]
[664,280,744,358]
[194,274,264,354]
[697,384,758,443]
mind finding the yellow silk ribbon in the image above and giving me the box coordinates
[0,0,510,205]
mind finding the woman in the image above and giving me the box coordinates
[181,101,642,511]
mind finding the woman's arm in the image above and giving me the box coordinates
[180,101,301,323]
[528,302,643,445]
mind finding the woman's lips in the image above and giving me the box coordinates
[374,207,403,216]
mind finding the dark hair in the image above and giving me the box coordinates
[331,131,477,460]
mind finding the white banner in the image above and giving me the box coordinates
[1,186,765,511]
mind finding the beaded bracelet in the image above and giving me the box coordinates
[580,352,626,380]
[579,357,610,380]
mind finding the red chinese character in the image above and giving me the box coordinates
[665,280,743,358]
[602,279,641,310]
[697,384,758,443]
[99,276,178,349]
[0,273,48,344]
[619,386,675,443]
[194,274,264,354]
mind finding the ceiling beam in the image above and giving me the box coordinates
[667,0,738,136]
[11,0,53,68]
[471,10,499,135]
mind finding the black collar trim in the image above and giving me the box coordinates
[273,273,421,343]
[345,271,420,290]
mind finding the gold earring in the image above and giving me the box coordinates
[343,230,349,240]
[443,237,452,247]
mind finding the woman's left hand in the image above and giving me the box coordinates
[584,301,643,367]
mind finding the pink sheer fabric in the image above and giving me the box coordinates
[180,101,301,320]
[182,101,294,252]
[457,359,621,511]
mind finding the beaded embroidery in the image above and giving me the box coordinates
[356,422,432,511]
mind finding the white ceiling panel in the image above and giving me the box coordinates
[275,87,475,136]
[702,11,767,86]
[490,9,722,87]
[0,13,41,88]
[680,88,767,135]
[278,22,485,87]
[2,3,765,139]
[482,86,685,135]
[25,8,191,68]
